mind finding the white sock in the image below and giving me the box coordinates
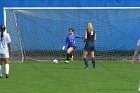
[0,65,2,76]
[5,64,9,75]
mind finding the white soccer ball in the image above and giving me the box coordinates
[52,59,58,63]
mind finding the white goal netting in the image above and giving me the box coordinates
[4,7,140,62]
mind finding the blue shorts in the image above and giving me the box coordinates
[84,42,95,52]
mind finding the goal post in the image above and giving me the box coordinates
[4,7,140,62]
[4,8,25,62]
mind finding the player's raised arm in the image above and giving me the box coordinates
[75,34,84,39]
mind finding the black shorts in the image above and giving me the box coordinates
[67,46,76,50]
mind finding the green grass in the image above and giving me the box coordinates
[0,60,140,93]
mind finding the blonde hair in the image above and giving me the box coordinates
[87,22,94,32]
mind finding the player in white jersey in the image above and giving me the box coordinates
[132,39,140,64]
[0,25,12,78]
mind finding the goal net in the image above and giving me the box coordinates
[4,7,140,62]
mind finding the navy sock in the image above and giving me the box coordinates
[66,54,70,61]
[69,54,72,58]
[83,58,88,68]
[91,58,96,68]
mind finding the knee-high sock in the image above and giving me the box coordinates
[5,64,9,75]
[69,53,72,58]
[83,58,88,68]
[0,65,2,76]
[91,58,96,68]
[66,53,70,61]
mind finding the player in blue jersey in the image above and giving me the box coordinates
[83,22,96,69]
[62,27,83,63]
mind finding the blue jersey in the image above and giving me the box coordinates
[64,34,83,47]
[84,30,96,51]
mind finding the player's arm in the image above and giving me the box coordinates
[62,36,68,50]
[75,35,84,39]
[8,42,12,53]
[84,30,87,43]
[7,34,12,53]
[94,33,96,41]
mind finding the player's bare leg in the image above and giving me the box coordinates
[0,58,2,78]
[65,47,74,63]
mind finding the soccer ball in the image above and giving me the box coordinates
[52,59,58,64]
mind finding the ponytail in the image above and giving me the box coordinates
[0,25,6,41]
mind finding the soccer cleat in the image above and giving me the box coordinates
[65,61,69,64]
[84,67,88,69]
[132,60,136,64]
[0,76,2,79]
[85,68,88,70]
[6,74,9,78]
[70,55,74,61]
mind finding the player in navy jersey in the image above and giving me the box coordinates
[62,28,83,63]
[83,22,96,69]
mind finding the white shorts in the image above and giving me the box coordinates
[0,53,9,58]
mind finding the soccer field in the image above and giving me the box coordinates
[0,60,139,93]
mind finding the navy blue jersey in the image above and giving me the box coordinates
[84,30,96,51]
[86,30,96,42]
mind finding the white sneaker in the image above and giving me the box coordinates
[65,61,69,63]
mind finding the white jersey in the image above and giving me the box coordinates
[0,32,11,54]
